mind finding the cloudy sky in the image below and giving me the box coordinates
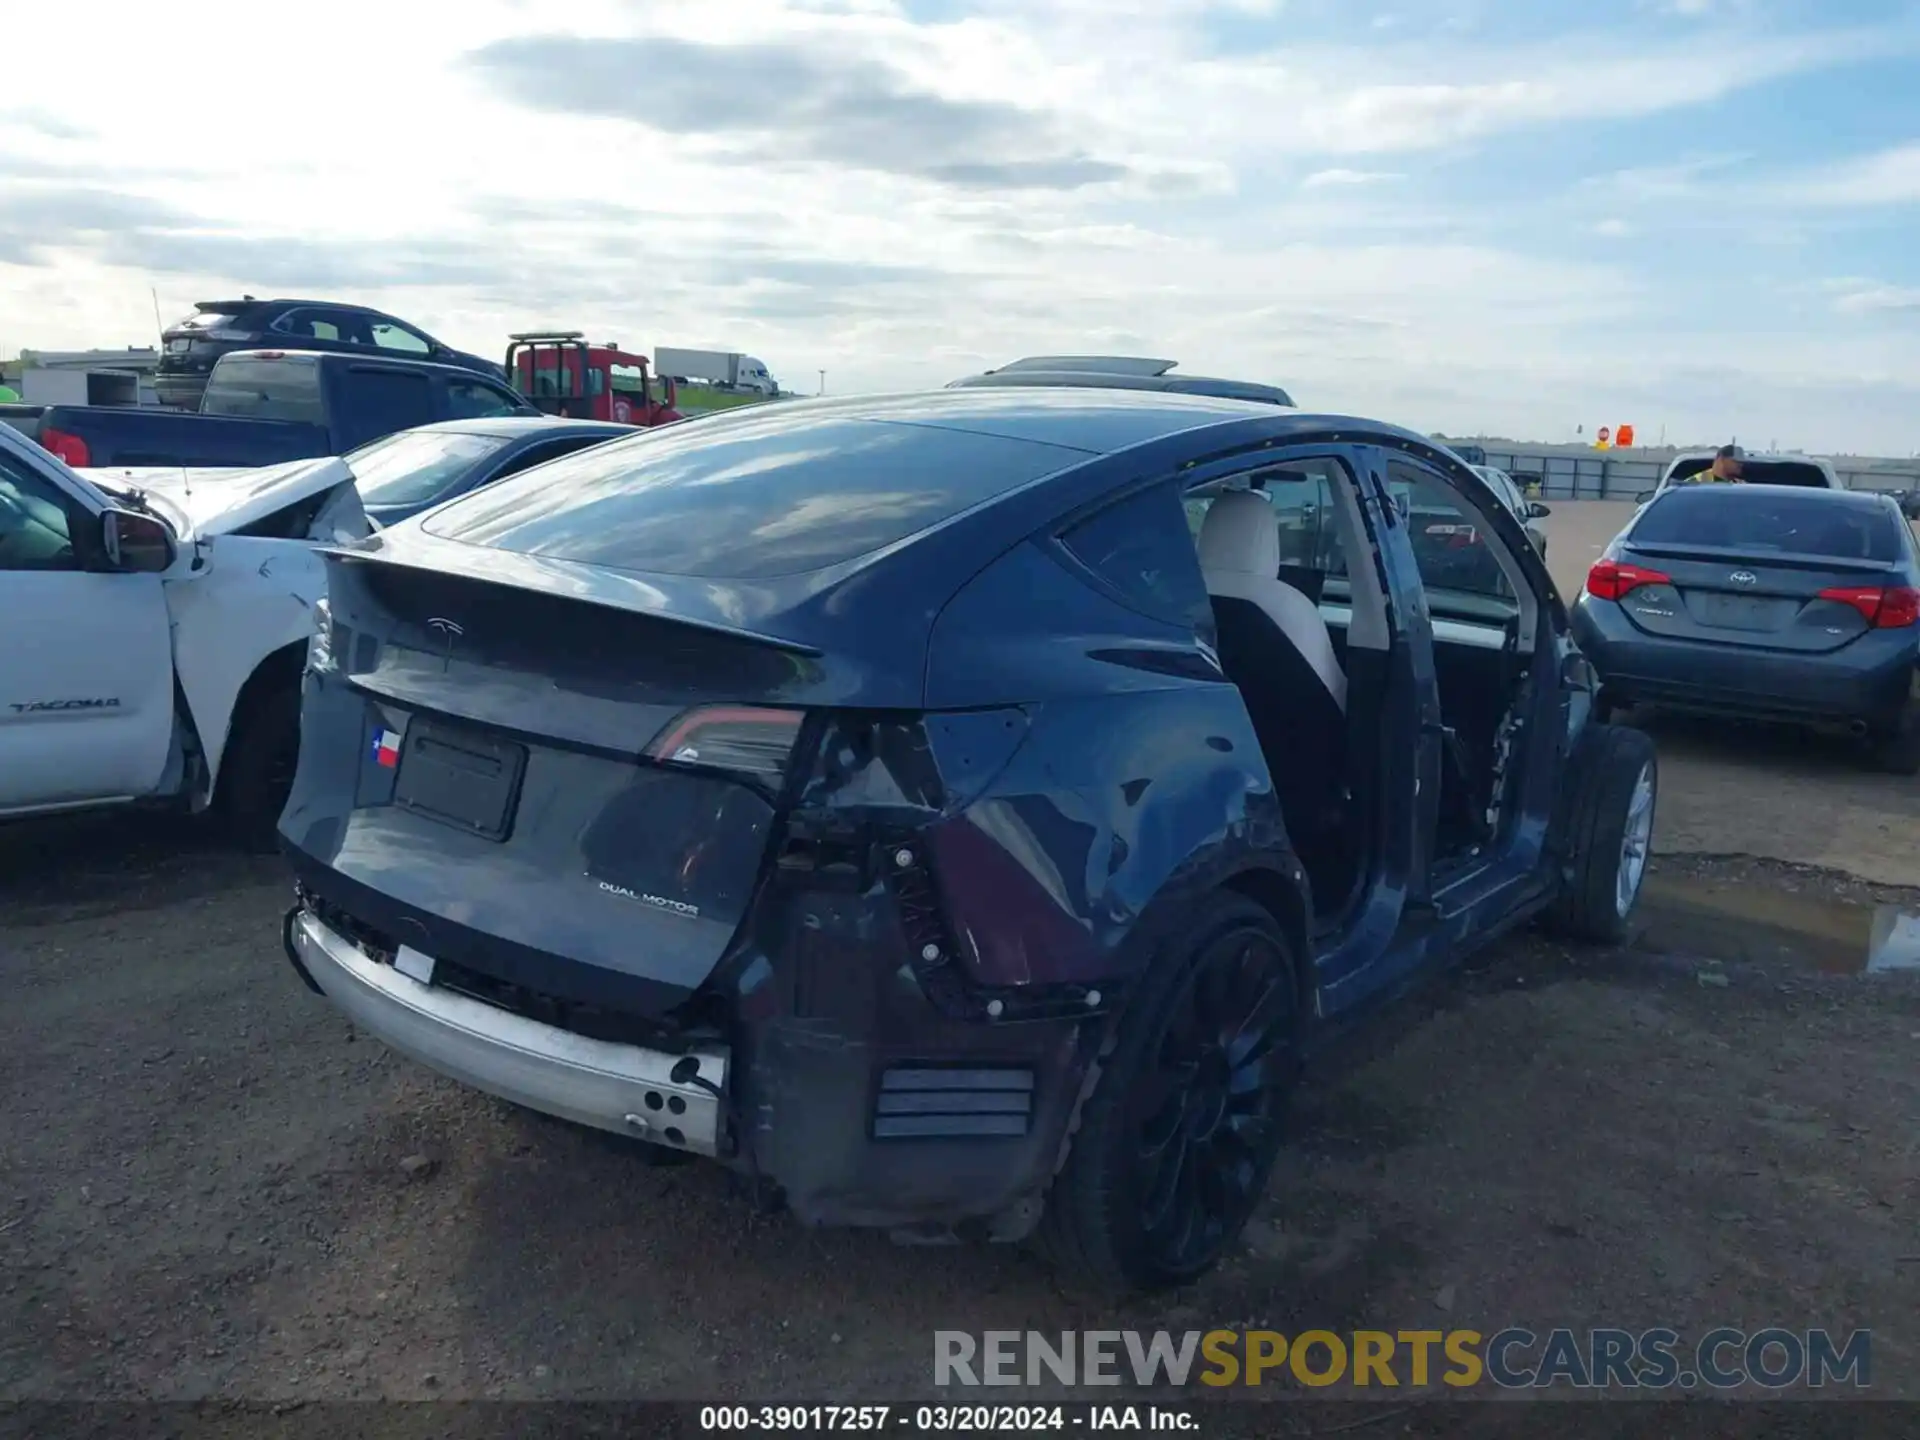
[4,0,1920,453]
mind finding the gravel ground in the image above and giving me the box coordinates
[5,502,1916,1413]
[3,803,1916,1407]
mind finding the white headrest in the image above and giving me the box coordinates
[1197,490,1280,577]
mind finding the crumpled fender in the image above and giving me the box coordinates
[162,485,369,799]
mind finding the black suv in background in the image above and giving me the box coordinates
[156,298,504,410]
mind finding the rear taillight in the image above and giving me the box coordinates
[645,705,804,782]
[1819,584,1920,628]
[40,427,90,467]
[1586,557,1670,601]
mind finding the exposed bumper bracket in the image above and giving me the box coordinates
[288,908,729,1156]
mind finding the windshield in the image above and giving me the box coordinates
[346,429,510,507]
[170,309,242,332]
[202,358,324,423]
[1472,465,1521,512]
[1632,490,1903,563]
[1667,458,1830,488]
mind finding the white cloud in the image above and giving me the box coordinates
[1302,169,1405,188]
[1644,0,1750,16]
[1581,154,1749,200]
[1832,282,1920,315]
[0,0,1918,451]
[1797,142,1920,206]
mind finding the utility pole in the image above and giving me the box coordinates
[818,370,826,396]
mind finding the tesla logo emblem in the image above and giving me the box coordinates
[426,617,463,671]
[1729,571,1758,586]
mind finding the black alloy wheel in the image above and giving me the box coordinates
[1039,892,1303,1292]
[1127,919,1298,1273]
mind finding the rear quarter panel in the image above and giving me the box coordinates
[923,532,1307,993]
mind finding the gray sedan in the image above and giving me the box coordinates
[1570,484,1920,772]
[350,417,634,526]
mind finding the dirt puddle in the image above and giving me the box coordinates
[1633,870,1920,975]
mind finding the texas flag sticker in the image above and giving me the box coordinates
[372,729,402,768]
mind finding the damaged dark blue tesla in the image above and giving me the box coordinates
[277,387,1657,1291]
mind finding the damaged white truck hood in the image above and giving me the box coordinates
[75,457,371,802]
[80,456,369,542]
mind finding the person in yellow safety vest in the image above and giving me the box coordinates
[1697,443,1746,482]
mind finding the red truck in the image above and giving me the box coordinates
[506,332,683,427]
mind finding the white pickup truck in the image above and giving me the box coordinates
[0,422,368,844]
[1636,451,1841,504]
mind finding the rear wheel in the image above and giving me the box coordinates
[1542,724,1658,945]
[1038,893,1303,1294]
[216,684,300,853]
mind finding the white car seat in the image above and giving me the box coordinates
[1196,490,1347,711]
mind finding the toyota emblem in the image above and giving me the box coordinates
[1728,570,1758,586]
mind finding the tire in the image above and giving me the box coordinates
[215,683,301,852]
[1541,723,1658,945]
[1037,893,1304,1294]
[1869,708,1920,776]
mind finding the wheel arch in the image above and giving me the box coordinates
[1221,861,1317,1017]
[206,640,306,803]
[1043,839,1315,1182]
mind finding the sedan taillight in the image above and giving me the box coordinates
[1586,557,1671,601]
[1819,585,1920,628]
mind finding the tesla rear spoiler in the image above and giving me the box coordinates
[318,540,826,657]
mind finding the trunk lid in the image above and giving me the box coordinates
[1613,541,1899,654]
[294,558,826,1009]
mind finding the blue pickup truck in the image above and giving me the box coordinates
[2,350,537,470]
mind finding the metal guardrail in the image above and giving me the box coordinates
[1476,449,1920,502]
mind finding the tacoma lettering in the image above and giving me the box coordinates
[9,698,122,714]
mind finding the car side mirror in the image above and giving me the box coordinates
[101,509,176,573]
[1635,490,1656,504]
[1526,500,1552,519]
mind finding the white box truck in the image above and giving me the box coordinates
[654,347,778,396]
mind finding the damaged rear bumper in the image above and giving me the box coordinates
[287,908,729,1155]
[286,896,1098,1234]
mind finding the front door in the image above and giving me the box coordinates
[1353,447,1447,904]
[0,450,174,811]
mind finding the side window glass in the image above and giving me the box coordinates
[489,438,597,482]
[1389,460,1517,603]
[1186,456,1354,582]
[0,451,79,570]
[446,381,521,420]
[336,370,434,448]
[279,309,344,342]
[1060,482,1211,629]
[371,321,431,355]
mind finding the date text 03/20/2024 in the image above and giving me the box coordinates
[699,1406,1195,1432]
